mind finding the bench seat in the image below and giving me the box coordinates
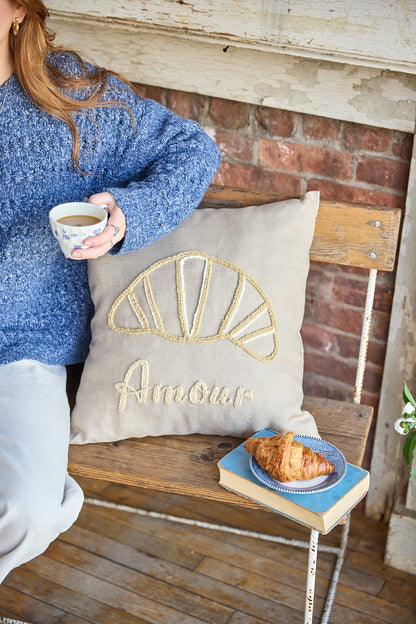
[68,394,372,509]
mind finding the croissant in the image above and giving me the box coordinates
[245,432,335,482]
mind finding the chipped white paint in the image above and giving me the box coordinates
[374,137,416,570]
[47,0,416,73]
[385,503,416,574]
[48,16,416,131]
[366,136,416,523]
[406,456,416,512]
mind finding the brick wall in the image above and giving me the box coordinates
[136,83,413,466]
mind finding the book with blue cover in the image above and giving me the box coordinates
[218,429,370,534]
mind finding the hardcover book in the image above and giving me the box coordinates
[218,429,370,534]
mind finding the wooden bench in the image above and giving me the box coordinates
[67,184,401,624]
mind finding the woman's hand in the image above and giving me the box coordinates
[71,192,126,259]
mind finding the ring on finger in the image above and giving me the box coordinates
[109,239,114,249]
[108,224,120,237]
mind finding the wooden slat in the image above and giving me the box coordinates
[68,394,372,509]
[202,185,402,271]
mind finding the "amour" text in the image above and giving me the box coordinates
[114,359,253,412]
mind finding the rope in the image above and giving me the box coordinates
[84,497,341,554]
[354,268,377,404]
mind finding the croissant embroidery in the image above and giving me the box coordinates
[108,251,278,362]
[245,432,335,482]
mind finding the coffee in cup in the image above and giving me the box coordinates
[57,215,102,227]
[49,202,108,259]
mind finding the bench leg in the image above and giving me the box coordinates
[305,529,319,624]
[320,514,350,624]
[305,514,349,624]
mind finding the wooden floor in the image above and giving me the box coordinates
[1,477,415,624]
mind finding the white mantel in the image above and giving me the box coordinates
[46,0,416,132]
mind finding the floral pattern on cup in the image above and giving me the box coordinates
[49,202,108,259]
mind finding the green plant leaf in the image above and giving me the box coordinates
[411,468,416,480]
[403,381,416,409]
[402,430,416,467]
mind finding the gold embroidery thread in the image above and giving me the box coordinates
[114,359,253,412]
[108,251,278,362]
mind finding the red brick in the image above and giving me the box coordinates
[307,148,353,179]
[356,156,410,191]
[259,140,353,179]
[213,162,301,195]
[391,132,413,161]
[332,276,393,313]
[166,90,205,120]
[306,179,405,209]
[337,334,387,367]
[302,115,342,142]
[304,299,363,336]
[259,139,302,170]
[360,392,380,412]
[372,284,394,314]
[338,265,370,278]
[344,123,390,152]
[305,267,334,301]
[309,259,344,275]
[370,310,391,342]
[255,106,295,138]
[303,351,357,386]
[374,269,396,289]
[251,168,302,195]
[332,276,367,309]
[208,98,249,130]
[303,374,354,402]
[360,363,383,394]
[214,130,255,163]
[133,83,163,104]
[367,340,387,367]
[335,333,360,360]
[301,323,335,353]
[213,162,254,189]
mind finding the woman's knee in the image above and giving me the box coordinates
[0,475,84,547]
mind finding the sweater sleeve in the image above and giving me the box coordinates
[104,95,221,254]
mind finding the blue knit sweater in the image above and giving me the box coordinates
[0,55,221,366]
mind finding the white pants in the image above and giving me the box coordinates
[0,360,84,583]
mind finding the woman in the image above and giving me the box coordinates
[0,0,220,582]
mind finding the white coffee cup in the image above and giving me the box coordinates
[49,202,108,259]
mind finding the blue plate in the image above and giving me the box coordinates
[249,435,347,494]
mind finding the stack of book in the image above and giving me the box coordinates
[218,429,369,534]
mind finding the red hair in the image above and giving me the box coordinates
[9,1,133,171]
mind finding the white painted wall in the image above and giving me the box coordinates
[47,1,416,132]
[47,0,416,73]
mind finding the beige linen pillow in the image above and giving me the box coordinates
[70,192,320,443]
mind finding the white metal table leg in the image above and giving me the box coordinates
[320,514,350,624]
[305,529,319,624]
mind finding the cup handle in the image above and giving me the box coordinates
[82,197,108,212]
[82,197,109,219]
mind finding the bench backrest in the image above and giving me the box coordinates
[67,185,402,498]
[203,185,401,271]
